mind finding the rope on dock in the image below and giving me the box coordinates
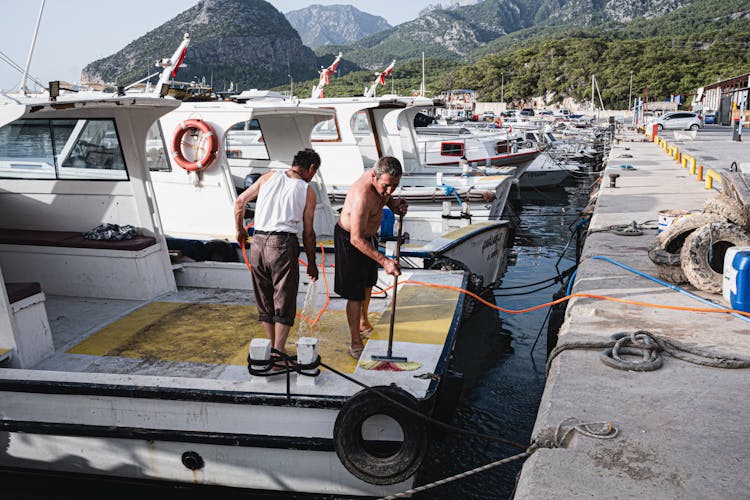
[546,330,750,376]
[379,417,619,500]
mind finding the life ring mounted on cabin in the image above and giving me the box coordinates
[171,118,218,172]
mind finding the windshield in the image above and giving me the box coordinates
[0,118,128,180]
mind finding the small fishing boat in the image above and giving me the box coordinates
[0,88,479,497]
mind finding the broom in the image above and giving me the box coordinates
[359,213,421,371]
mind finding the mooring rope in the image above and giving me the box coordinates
[378,417,619,500]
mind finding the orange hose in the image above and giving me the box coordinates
[399,280,750,318]
[244,235,750,323]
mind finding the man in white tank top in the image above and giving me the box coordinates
[234,149,320,358]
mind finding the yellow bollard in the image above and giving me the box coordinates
[688,157,697,175]
[705,168,722,191]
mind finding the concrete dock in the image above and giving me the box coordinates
[514,125,750,498]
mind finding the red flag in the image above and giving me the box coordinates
[378,61,395,86]
[171,46,187,78]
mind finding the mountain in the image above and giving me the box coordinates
[306,0,750,107]
[285,4,391,48]
[81,0,319,91]
[317,0,702,69]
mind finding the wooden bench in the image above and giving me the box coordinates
[0,228,175,300]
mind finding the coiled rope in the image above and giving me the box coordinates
[547,330,750,376]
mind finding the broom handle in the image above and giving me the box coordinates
[386,212,404,357]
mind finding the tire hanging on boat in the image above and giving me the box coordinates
[647,213,724,283]
[680,221,750,293]
[171,118,218,172]
[333,385,428,485]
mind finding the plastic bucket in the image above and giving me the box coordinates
[657,209,689,233]
[723,246,750,312]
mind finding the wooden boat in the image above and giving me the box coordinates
[0,89,477,497]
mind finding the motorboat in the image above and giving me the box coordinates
[152,94,510,289]
[0,87,480,497]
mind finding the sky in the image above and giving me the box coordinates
[0,0,435,91]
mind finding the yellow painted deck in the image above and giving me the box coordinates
[67,284,460,374]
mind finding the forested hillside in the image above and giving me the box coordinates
[307,0,750,106]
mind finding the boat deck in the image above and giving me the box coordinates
[23,267,466,399]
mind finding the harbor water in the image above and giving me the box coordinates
[414,174,593,499]
[1,175,594,499]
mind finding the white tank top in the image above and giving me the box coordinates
[254,170,308,234]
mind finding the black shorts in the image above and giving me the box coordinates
[334,223,378,301]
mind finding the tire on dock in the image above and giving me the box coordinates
[703,194,750,230]
[647,213,724,283]
[680,221,750,293]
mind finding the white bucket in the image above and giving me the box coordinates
[657,209,689,233]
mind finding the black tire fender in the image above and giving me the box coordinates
[648,213,724,267]
[680,221,750,293]
[334,385,429,485]
[703,195,750,229]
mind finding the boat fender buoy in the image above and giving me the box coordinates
[680,221,750,294]
[171,118,219,171]
[333,385,429,485]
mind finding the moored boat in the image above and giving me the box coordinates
[0,88,479,497]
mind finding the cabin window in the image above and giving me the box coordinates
[351,110,372,136]
[310,107,340,142]
[495,141,510,154]
[0,118,128,180]
[146,121,170,172]
[440,142,464,157]
[311,118,340,142]
[225,119,269,160]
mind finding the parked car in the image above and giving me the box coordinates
[481,111,496,121]
[518,108,535,117]
[650,111,703,131]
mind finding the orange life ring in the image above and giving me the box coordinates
[171,118,218,171]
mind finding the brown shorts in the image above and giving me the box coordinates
[250,232,300,326]
[334,223,378,301]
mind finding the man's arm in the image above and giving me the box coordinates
[302,186,318,281]
[233,171,273,244]
[350,196,400,276]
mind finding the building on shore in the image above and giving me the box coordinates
[693,73,749,126]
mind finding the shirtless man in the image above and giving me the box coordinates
[334,156,408,359]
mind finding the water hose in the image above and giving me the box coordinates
[590,255,750,323]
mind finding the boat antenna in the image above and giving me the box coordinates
[420,51,425,96]
[21,0,46,94]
